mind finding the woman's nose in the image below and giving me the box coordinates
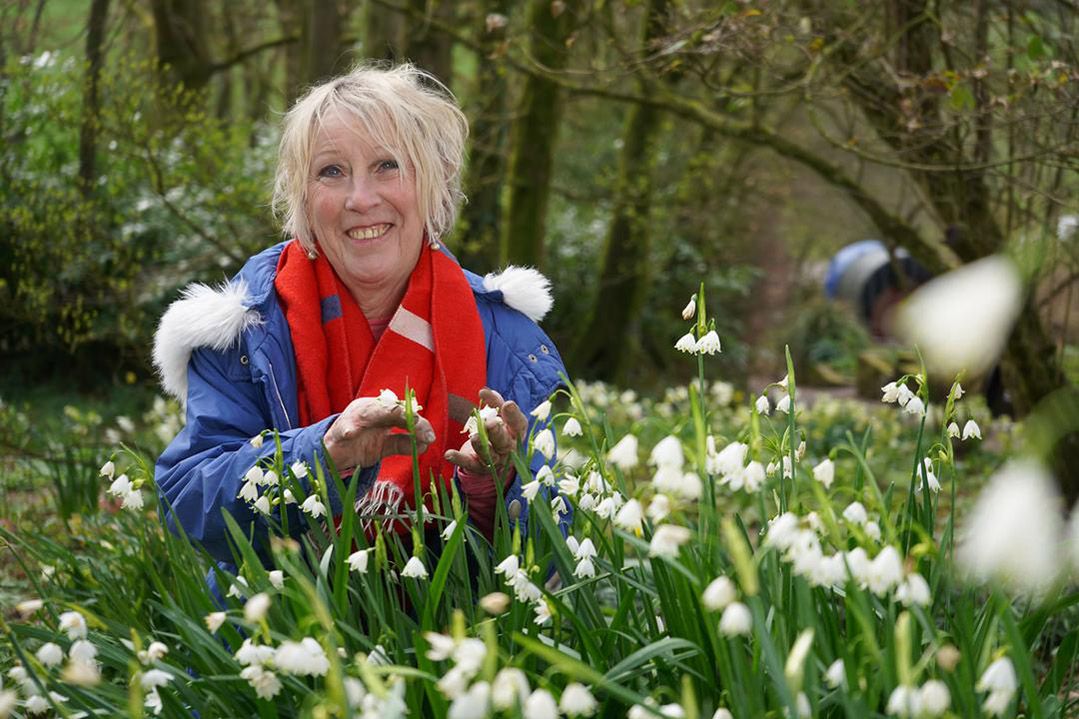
[344,177,381,212]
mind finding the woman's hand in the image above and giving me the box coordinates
[323,398,436,474]
[444,388,529,478]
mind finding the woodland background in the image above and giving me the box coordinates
[0,0,1076,488]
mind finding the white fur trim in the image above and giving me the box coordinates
[153,281,261,401]
[482,266,553,322]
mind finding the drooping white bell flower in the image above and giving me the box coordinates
[674,332,698,353]
[681,295,697,320]
[562,417,583,437]
[607,434,639,470]
[718,601,752,636]
[401,556,429,579]
[962,419,982,440]
[918,679,951,716]
[812,458,835,489]
[695,330,722,355]
[649,435,684,470]
[701,576,737,611]
[274,637,330,677]
[531,400,552,422]
[896,255,1023,378]
[648,524,691,559]
[559,683,598,716]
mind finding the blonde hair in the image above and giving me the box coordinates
[272,63,468,253]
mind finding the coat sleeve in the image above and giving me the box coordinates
[155,343,377,565]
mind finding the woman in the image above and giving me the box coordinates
[153,64,566,567]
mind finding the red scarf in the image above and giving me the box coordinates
[274,240,486,519]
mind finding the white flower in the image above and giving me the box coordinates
[531,400,552,422]
[649,435,684,470]
[522,479,541,501]
[647,494,671,522]
[68,640,97,664]
[675,332,698,353]
[843,501,868,526]
[562,417,583,437]
[573,558,596,579]
[536,464,555,486]
[681,295,697,320]
[523,688,559,719]
[533,429,556,459]
[108,474,132,497]
[919,679,950,716]
[886,685,920,717]
[775,395,791,414]
[204,612,227,633]
[897,384,915,406]
[249,434,264,448]
[140,668,172,690]
[742,461,766,492]
[959,459,1063,594]
[261,470,278,486]
[812,458,835,489]
[865,521,882,541]
[881,381,901,403]
[902,396,925,417]
[702,576,737,611]
[824,658,845,688]
[24,695,50,716]
[494,554,519,577]
[35,642,64,668]
[244,593,271,623]
[896,572,931,606]
[59,611,87,640]
[241,665,282,700]
[712,709,733,719]
[290,461,308,478]
[558,475,580,496]
[253,495,271,514]
[574,537,598,561]
[235,639,275,668]
[896,255,1023,378]
[765,512,800,550]
[1058,214,1078,241]
[16,599,44,617]
[453,638,487,675]
[649,524,691,559]
[122,488,144,510]
[710,441,747,477]
[283,489,297,504]
[962,419,982,440]
[99,460,115,479]
[867,546,904,596]
[614,499,644,535]
[244,466,264,485]
[268,570,284,589]
[227,575,249,599]
[274,637,330,676]
[139,641,169,664]
[424,632,456,661]
[560,683,597,716]
[719,602,752,636]
[607,434,639,470]
[401,556,428,579]
[449,681,491,719]
[977,657,1017,716]
[755,395,770,415]
[491,667,530,710]
[695,330,722,355]
[301,494,327,518]
[377,388,399,408]
[947,422,961,438]
[479,592,510,615]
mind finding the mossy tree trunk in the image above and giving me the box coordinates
[571,0,672,381]
[403,0,454,87]
[501,0,575,269]
[150,0,213,91]
[455,0,510,273]
[77,0,109,196]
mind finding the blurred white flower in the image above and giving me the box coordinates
[562,417,583,437]
[24,695,50,716]
[441,520,458,542]
[775,395,791,414]
[35,642,63,668]
[140,669,172,689]
[16,599,43,617]
[712,709,733,719]
[68,640,97,665]
[1058,214,1078,241]
[491,667,530,710]
[650,436,685,469]
[649,524,691,559]
[865,521,882,541]
[243,593,271,623]
[533,429,556,459]
[241,664,282,700]
[695,330,722,355]
[719,602,753,636]
[755,395,770,415]
[59,611,87,640]
[401,556,428,579]
[268,570,284,590]
[614,499,644,535]
[843,501,868,526]
[962,419,982,440]
[524,688,559,719]
[479,592,510,615]
[919,679,950,716]
[977,657,1017,716]
[301,494,327,518]
[449,681,491,719]
[824,658,845,688]
[522,479,541,501]
[812,458,835,489]
[742,461,766,492]
[138,641,169,664]
[607,434,640,470]
[681,295,697,320]
[710,442,747,477]
[896,255,1023,378]
[560,683,597,716]
[275,638,330,676]
[867,546,904,596]
[647,494,671,522]
[99,460,115,479]
[702,576,737,611]
[675,332,698,353]
[886,685,920,717]
[896,573,931,607]
[61,657,100,686]
[959,459,1063,594]
[204,612,226,634]
[377,389,399,408]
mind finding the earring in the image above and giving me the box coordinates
[306,249,317,260]
[429,235,441,251]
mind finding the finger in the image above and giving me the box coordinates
[381,434,432,458]
[363,403,407,429]
[479,387,505,409]
[469,432,496,465]
[500,400,529,439]
[444,449,486,474]
[484,419,515,455]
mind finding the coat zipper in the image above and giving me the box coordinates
[265,360,293,430]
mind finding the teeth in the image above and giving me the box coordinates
[347,224,389,240]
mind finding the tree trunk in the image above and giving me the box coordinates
[501,0,574,269]
[455,0,510,273]
[150,0,213,91]
[571,0,672,381]
[78,0,110,197]
[276,0,305,104]
[304,0,351,86]
[403,0,454,86]
[364,0,406,62]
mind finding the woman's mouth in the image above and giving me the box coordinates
[347,224,391,241]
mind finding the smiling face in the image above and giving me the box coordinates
[305,112,424,308]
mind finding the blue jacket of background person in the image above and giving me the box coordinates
[152,240,568,574]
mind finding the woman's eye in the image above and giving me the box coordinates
[317,164,343,178]
[377,159,399,172]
